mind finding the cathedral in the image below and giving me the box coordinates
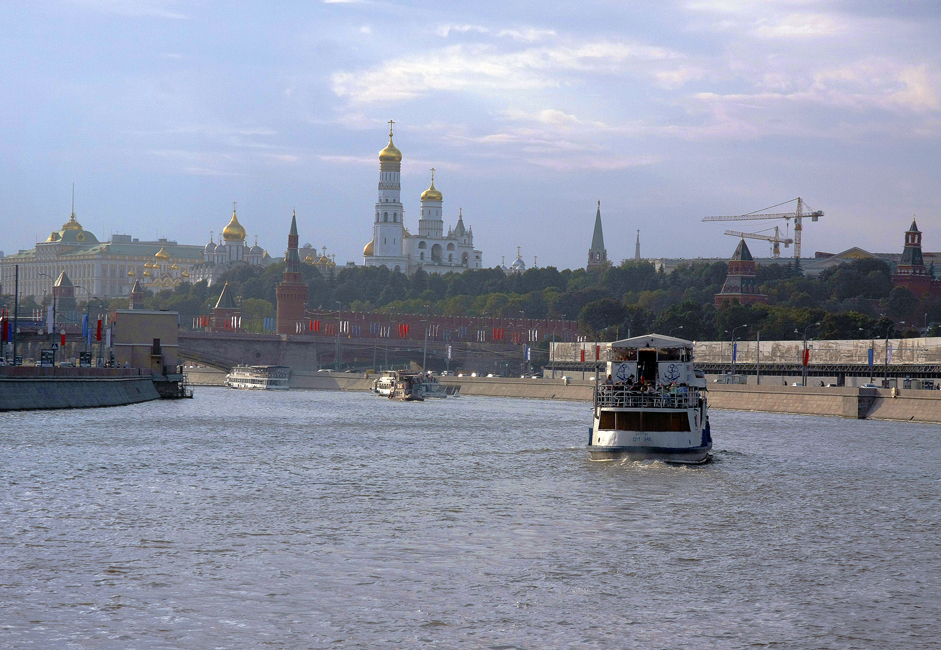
[189,205,271,286]
[363,123,483,275]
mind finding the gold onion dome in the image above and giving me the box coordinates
[305,254,315,263]
[222,209,247,242]
[127,269,135,276]
[421,176,442,202]
[62,213,83,231]
[144,261,153,268]
[170,263,179,270]
[379,131,402,163]
[142,269,152,277]
[363,238,374,256]
[181,271,190,278]
[155,246,170,261]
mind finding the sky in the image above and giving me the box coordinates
[1,0,939,270]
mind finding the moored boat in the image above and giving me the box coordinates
[588,334,711,463]
[225,365,290,390]
[388,372,424,401]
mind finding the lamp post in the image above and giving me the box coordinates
[422,305,430,372]
[669,325,684,337]
[731,324,747,381]
[884,321,904,388]
[74,285,91,359]
[38,272,57,364]
[335,303,342,372]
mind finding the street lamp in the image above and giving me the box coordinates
[884,321,904,388]
[37,272,59,364]
[669,325,684,337]
[422,305,430,372]
[731,324,748,380]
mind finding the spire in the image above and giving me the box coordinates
[285,211,301,277]
[590,201,605,251]
[635,229,641,260]
[587,200,608,270]
[290,210,298,236]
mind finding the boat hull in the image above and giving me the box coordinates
[586,443,711,463]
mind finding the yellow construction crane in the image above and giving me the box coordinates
[703,197,823,259]
[724,227,794,258]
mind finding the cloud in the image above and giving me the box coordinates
[435,24,555,42]
[67,0,187,19]
[332,40,682,104]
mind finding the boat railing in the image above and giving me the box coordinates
[595,386,700,409]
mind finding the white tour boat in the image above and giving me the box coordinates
[588,334,711,463]
[225,365,290,390]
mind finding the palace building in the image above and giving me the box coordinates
[0,211,204,300]
[363,123,483,275]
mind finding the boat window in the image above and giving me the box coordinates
[600,411,691,432]
[657,347,685,361]
[612,348,637,362]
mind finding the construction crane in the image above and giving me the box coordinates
[724,227,794,258]
[703,197,823,259]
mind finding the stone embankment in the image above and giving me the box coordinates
[0,367,160,411]
[184,367,941,423]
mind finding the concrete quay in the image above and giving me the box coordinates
[0,367,160,411]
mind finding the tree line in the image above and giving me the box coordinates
[9,256,938,341]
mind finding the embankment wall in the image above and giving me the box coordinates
[184,367,941,423]
[0,368,160,411]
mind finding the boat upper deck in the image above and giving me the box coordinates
[595,385,702,409]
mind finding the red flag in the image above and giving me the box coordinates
[96,319,102,342]
[596,345,600,360]
[803,349,810,366]
[580,349,585,362]
[61,332,66,347]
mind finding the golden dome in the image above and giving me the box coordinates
[421,175,442,202]
[142,269,152,277]
[144,261,153,268]
[170,263,179,270]
[127,269,135,276]
[155,246,170,261]
[305,254,315,263]
[62,213,83,231]
[364,238,374,256]
[181,271,190,278]
[46,232,61,242]
[222,209,247,242]
[379,125,402,163]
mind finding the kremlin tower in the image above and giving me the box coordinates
[276,212,308,334]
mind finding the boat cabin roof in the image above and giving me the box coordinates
[608,333,693,351]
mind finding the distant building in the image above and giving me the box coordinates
[362,123,483,274]
[891,219,941,297]
[276,212,308,335]
[210,281,242,332]
[714,239,768,308]
[189,206,272,287]
[0,212,204,299]
[587,201,608,271]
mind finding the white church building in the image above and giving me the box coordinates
[363,123,483,275]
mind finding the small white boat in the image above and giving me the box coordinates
[374,371,397,396]
[589,334,711,463]
[225,365,290,390]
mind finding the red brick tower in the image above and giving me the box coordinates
[276,212,308,334]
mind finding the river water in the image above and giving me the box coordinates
[1,389,939,649]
